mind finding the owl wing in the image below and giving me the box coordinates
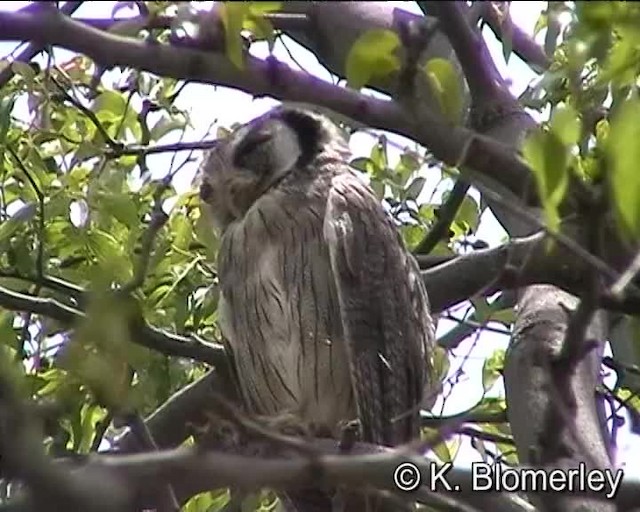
[323,172,436,446]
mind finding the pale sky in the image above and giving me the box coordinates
[1,1,637,478]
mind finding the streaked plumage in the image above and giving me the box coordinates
[199,107,437,509]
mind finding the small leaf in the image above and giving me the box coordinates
[482,349,505,393]
[491,308,516,326]
[471,298,491,323]
[78,403,107,453]
[400,224,426,251]
[454,195,480,234]
[247,1,281,52]
[349,157,375,174]
[370,179,385,200]
[149,115,186,142]
[404,177,426,201]
[345,29,401,90]
[0,97,15,141]
[607,97,640,239]
[499,9,513,64]
[11,61,36,84]
[98,191,139,229]
[369,136,388,174]
[245,15,276,51]
[549,104,581,147]
[220,3,251,69]
[0,202,37,243]
[533,12,548,37]
[522,129,569,233]
[93,90,127,120]
[423,58,462,123]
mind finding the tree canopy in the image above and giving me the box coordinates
[1,2,640,511]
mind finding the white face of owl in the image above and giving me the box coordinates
[198,107,349,231]
[198,111,305,231]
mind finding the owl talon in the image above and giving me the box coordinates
[338,419,361,452]
[259,413,313,439]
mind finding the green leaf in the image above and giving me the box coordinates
[428,435,460,464]
[369,137,388,174]
[245,15,276,52]
[245,2,281,52]
[404,177,426,201]
[0,97,15,142]
[607,97,640,239]
[183,491,229,512]
[482,349,505,393]
[522,128,569,233]
[599,28,640,87]
[549,104,582,147]
[98,191,139,229]
[11,61,36,85]
[394,149,422,187]
[171,212,194,251]
[370,179,385,200]
[350,157,376,174]
[491,308,516,326]
[501,18,513,64]
[400,224,426,251]
[423,58,463,123]
[454,195,480,234]
[471,298,491,323]
[0,312,17,350]
[345,29,401,90]
[0,202,37,244]
[520,105,579,231]
[533,12,548,37]
[93,90,127,123]
[78,403,107,453]
[220,3,251,69]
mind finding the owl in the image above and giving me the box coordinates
[199,106,437,510]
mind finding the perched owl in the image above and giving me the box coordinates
[199,107,437,509]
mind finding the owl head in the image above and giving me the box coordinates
[198,106,350,231]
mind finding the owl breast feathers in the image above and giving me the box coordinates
[199,106,438,447]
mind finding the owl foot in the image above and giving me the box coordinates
[337,419,361,452]
[257,412,314,439]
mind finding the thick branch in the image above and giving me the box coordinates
[0,7,535,203]
[422,231,640,316]
[74,444,640,511]
[0,1,83,88]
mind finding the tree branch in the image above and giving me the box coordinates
[480,2,551,74]
[0,1,83,88]
[0,284,226,367]
[74,444,640,511]
[0,7,535,203]
[422,230,640,316]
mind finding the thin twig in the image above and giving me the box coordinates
[416,179,471,254]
